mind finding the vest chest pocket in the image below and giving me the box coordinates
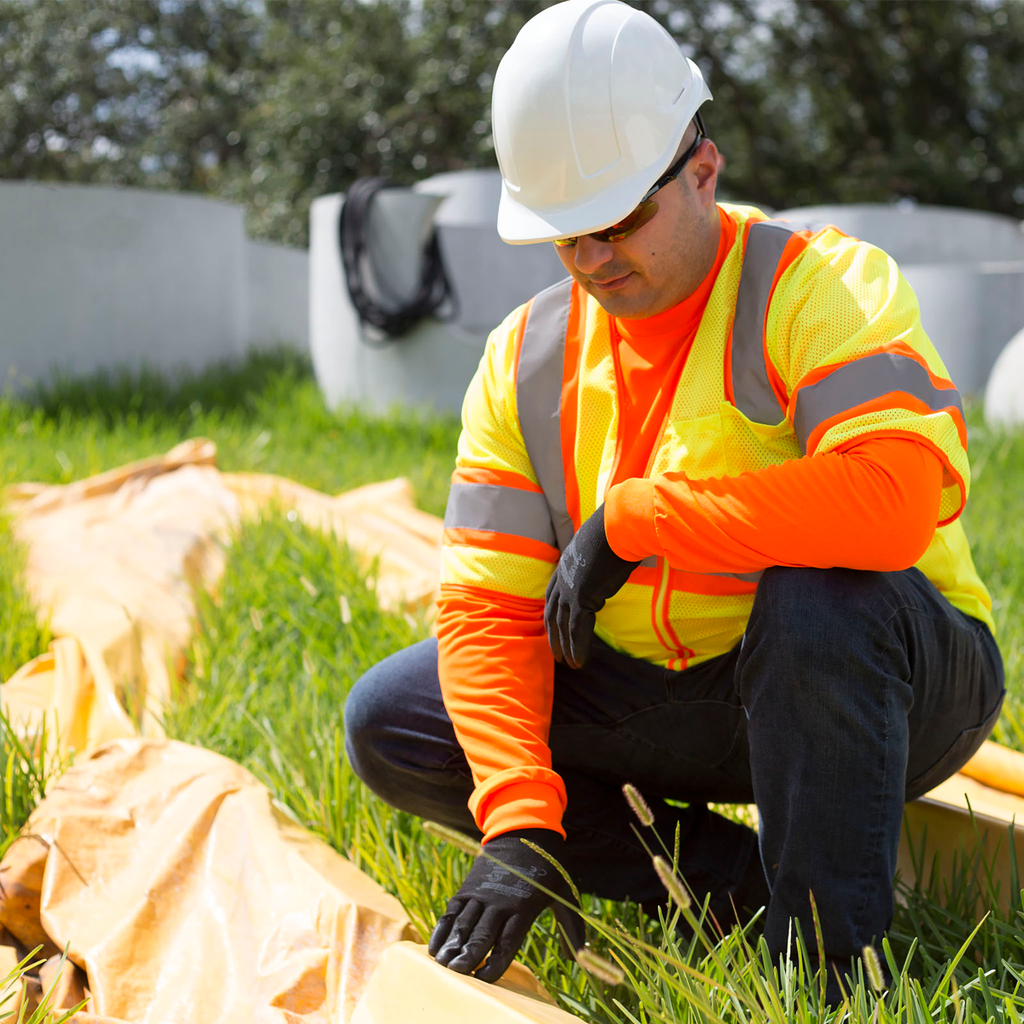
[719,402,802,477]
[648,413,728,479]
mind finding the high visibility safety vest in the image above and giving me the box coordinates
[442,204,993,672]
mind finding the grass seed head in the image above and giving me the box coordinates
[653,855,691,910]
[302,649,314,675]
[862,944,885,993]
[249,606,263,632]
[339,594,352,625]
[622,783,654,827]
[299,575,319,598]
[520,838,581,903]
[576,947,625,986]
[422,820,483,857]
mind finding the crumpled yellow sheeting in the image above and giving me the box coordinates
[0,738,576,1024]
[0,738,415,1022]
[2,438,443,753]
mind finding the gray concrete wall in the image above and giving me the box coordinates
[986,325,1024,426]
[245,239,309,351]
[776,203,1024,265]
[0,181,309,390]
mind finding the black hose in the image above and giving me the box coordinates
[338,176,456,340]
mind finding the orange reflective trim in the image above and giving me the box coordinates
[439,582,545,612]
[607,321,629,494]
[650,561,674,654]
[805,392,967,457]
[649,591,673,654]
[450,465,543,493]
[660,579,688,656]
[443,527,560,563]
[561,287,583,532]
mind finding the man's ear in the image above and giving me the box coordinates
[691,139,720,208]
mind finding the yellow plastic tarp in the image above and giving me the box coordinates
[2,438,443,753]
[0,737,568,1023]
[0,442,580,1024]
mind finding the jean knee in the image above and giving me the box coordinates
[343,667,394,788]
[750,567,898,649]
[741,567,906,710]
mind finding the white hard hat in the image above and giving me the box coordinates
[492,0,712,245]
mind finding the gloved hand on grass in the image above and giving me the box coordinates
[545,503,641,668]
[428,828,585,981]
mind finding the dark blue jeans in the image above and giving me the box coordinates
[344,566,1003,966]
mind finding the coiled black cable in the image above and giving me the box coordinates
[338,176,456,340]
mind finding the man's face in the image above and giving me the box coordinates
[553,139,722,320]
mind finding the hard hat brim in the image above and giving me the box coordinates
[496,175,653,245]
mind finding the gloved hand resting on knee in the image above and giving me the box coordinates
[428,828,585,981]
[545,504,641,669]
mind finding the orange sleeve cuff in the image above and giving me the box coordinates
[475,779,568,843]
[605,477,660,562]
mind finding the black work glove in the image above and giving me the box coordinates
[545,503,641,669]
[428,828,584,982]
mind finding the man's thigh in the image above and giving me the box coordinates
[548,639,754,804]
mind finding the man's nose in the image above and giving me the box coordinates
[571,235,617,276]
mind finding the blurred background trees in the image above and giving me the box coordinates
[2,0,1022,247]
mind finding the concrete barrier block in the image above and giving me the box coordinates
[245,239,310,352]
[0,182,247,386]
[985,326,1024,428]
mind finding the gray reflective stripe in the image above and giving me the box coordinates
[793,351,964,453]
[516,277,575,552]
[708,570,764,583]
[639,556,658,569]
[731,220,797,424]
[443,483,557,546]
[661,566,761,582]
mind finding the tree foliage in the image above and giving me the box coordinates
[1,0,1022,246]
[657,0,1024,215]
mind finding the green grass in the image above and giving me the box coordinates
[961,418,1024,743]
[5,352,1024,1020]
[1,349,460,517]
[0,513,51,687]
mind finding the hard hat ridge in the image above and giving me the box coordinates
[492,0,712,245]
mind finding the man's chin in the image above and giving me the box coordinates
[584,283,658,320]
